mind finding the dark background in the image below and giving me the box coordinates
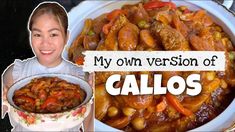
[0,0,82,131]
[0,0,234,131]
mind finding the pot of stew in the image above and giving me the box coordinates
[66,0,235,131]
[7,73,93,131]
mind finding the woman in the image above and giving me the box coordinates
[2,2,93,131]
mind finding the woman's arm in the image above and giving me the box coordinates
[83,73,94,131]
[84,104,94,131]
[1,64,14,118]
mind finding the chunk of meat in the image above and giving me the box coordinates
[93,14,109,34]
[106,116,130,129]
[38,89,47,101]
[14,95,35,112]
[189,34,215,51]
[104,15,128,50]
[193,10,213,27]
[153,6,173,25]
[41,96,62,112]
[159,26,190,51]
[118,23,139,50]
[117,95,153,110]
[214,40,226,51]
[182,94,210,112]
[83,34,99,50]
[140,29,156,48]
[172,13,189,38]
[123,3,150,25]
[146,115,195,132]
[95,84,112,120]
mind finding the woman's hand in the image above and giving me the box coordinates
[2,64,14,119]
[2,102,10,119]
[88,72,94,88]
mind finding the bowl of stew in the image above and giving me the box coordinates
[66,0,235,131]
[7,73,93,131]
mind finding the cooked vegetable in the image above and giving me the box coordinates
[166,93,193,116]
[122,107,136,116]
[87,30,95,36]
[143,1,176,10]
[229,51,235,60]
[156,97,167,112]
[107,9,126,21]
[131,117,146,130]
[138,20,150,29]
[108,106,119,117]
[75,56,84,65]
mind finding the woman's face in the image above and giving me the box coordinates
[31,13,67,67]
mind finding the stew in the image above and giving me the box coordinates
[69,0,235,131]
[13,77,86,113]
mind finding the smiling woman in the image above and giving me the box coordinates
[28,2,68,67]
[1,2,90,131]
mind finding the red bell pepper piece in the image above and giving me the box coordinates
[103,9,125,34]
[107,9,125,21]
[75,56,84,65]
[143,1,176,10]
[183,8,191,14]
[41,96,58,109]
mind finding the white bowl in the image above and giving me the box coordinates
[65,0,235,131]
[7,73,93,131]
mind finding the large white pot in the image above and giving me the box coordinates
[65,0,235,131]
[7,73,93,131]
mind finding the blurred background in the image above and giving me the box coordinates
[0,0,234,131]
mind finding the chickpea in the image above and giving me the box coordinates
[35,99,40,106]
[206,71,215,81]
[213,31,221,40]
[220,79,228,89]
[131,117,146,130]
[63,106,67,110]
[107,106,119,117]
[221,38,229,45]
[122,107,136,116]
[229,51,235,60]
[138,20,150,29]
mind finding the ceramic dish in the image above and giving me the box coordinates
[7,73,93,131]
